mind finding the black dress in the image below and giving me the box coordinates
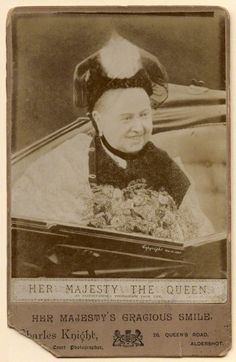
[89,136,190,208]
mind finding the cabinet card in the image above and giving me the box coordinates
[7,6,231,357]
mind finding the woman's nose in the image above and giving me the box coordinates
[131,118,144,133]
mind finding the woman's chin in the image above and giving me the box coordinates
[123,142,145,153]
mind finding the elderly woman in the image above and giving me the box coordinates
[12,34,214,241]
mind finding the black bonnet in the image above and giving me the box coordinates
[73,34,168,112]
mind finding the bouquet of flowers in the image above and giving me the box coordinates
[86,179,199,242]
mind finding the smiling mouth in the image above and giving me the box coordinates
[127,135,144,140]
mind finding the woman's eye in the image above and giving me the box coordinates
[121,115,133,121]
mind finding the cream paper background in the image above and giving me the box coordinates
[0,0,234,361]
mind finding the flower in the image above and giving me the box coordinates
[85,179,197,242]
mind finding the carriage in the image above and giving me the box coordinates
[11,83,228,279]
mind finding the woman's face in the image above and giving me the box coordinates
[92,88,153,153]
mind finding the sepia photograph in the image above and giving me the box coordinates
[9,7,228,280]
[6,6,232,358]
